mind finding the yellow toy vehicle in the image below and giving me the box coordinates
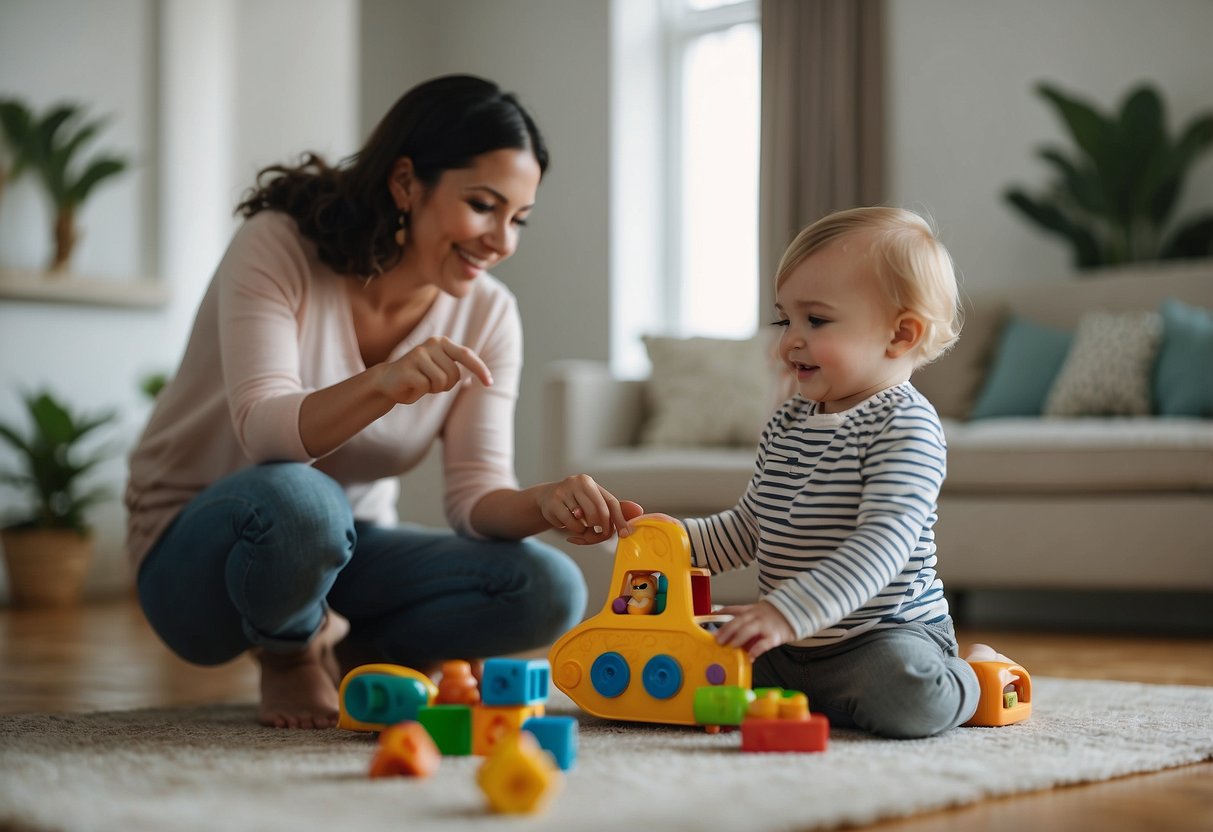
[549,517,751,726]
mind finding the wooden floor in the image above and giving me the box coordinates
[2,597,1211,831]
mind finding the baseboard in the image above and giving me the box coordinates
[946,588,1213,636]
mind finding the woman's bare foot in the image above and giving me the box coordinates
[254,611,350,729]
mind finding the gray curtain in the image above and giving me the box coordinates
[759,0,885,314]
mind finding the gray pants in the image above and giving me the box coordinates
[752,619,980,739]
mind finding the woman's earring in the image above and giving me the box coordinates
[395,211,408,247]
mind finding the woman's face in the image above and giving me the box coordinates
[396,148,541,296]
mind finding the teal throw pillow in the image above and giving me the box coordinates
[1153,298,1213,417]
[969,316,1073,419]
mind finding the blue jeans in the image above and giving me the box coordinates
[752,620,980,738]
[136,463,587,668]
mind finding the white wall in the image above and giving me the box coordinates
[0,0,163,600]
[0,0,359,600]
[887,0,1213,294]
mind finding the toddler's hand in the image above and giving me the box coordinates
[714,601,796,660]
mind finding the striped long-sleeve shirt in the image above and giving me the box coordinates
[683,382,951,646]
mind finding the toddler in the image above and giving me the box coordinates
[671,206,1001,738]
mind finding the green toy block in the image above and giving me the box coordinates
[693,685,755,726]
[1003,690,1019,709]
[418,704,473,755]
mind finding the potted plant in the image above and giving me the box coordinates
[1004,81,1213,270]
[0,390,116,607]
[0,98,129,272]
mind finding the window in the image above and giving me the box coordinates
[609,0,761,375]
[666,0,761,340]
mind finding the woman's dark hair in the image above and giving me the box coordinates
[235,74,549,278]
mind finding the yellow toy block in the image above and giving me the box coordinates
[472,703,543,756]
[549,517,751,726]
[477,731,562,814]
[965,660,1032,727]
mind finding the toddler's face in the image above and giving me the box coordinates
[773,234,908,413]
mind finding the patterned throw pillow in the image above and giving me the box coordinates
[640,335,776,447]
[1043,310,1163,417]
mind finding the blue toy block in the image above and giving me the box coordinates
[481,658,551,706]
[523,715,578,771]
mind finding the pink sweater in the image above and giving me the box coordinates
[125,212,522,569]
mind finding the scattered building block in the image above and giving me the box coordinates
[368,721,440,778]
[477,732,562,814]
[523,715,578,771]
[741,713,829,753]
[418,704,473,755]
[481,658,550,706]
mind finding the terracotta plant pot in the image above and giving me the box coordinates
[1,528,93,608]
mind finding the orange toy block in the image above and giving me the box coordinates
[741,713,829,752]
[436,660,481,706]
[472,703,543,756]
[477,731,562,814]
[965,660,1032,727]
[368,721,441,778]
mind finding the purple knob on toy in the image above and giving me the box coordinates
[612,596,628,614]
[705,664,726,685]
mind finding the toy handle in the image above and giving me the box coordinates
[1006,664,1031,703]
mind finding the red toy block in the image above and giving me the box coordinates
[741,713,829,753]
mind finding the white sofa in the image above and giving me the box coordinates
[543,262,1213,607]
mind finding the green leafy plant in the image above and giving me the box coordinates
[0,391,117,533]
[1004,81,1213,270]
[0,98,130,271]
[139,371,169,401]
[0,98,37,204]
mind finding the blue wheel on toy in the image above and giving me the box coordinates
[590,651,630,698]
[642,654,683,700]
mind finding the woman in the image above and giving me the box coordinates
[126,75,637,729]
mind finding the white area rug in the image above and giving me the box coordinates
[1,677,1210,832]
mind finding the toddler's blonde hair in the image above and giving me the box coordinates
[775,206,961,366]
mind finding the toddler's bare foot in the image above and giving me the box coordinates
[963,642,1015,664]
[254,611,350,729]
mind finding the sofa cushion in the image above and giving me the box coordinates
[912,302,1006,420]
[1043,310,1162,417]
[639,335,775,447]
[584,447,756,513]
[1153,298,1213,417]
[968,316,1073,419]
[942,417,1213,492]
